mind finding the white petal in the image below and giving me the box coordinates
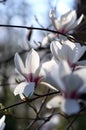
[25,49,40,74]
[74,68,86,83]
[51,40,77,65]
[76,14,84,26]
[23,82,35,97]
[14,82,35,99]
[40,59,61,90]
[56,61,72,91]
[62,10,77,31]
[14,82,27,96]
[0,115,6,130]
[78,84,86,94]
[50,41,62,60]
[61,99,80,115]
[73,44,86,63]
[19,93,25,100]
[63,73,83,94]
[55,10,76,32]
[39,82,59,92]
[76,60,86,66]
[64,10,77,31]
[61,40,75,63]
[42,33,56,47]
[46,96,63,109]
[14,53,25,75]
[59,60,72,78]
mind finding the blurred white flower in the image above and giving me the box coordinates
[40,114,60,130]
[0,115,6,130]
[14,49,42,99]
[41,9,84,47]
[50,40,86,69]
[45,60,86,115]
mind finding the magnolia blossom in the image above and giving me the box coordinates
[41,9,84,47]
[0,115,6,130]
[14,49,42,99]
[50,40,86,69]
[50,9,84,34]
[43,60,86,115]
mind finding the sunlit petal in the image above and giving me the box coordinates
[14,82,28,96]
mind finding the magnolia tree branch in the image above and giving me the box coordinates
[0,24,84,44]
[0,91,59,111]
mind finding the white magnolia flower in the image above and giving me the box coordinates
[50,40,86,69]
[0,115,6,130]
[40,115,60,130]
[41,9,84,47]
[45,60,86,115]
[50,9,84,34]
[14,49,42,99]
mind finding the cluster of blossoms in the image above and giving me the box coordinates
[13,9,86,117]
[0,8,85,130]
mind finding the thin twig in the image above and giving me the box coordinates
[0,91,59,111]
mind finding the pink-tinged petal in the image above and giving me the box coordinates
[25,49,40,74]
[63,74,83,98]
[61,99,80,115]
[14,53,25,75]
[0,115,6,130]
[14,82,35,99]
[46,96,63,109]
[41,33,56,47]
